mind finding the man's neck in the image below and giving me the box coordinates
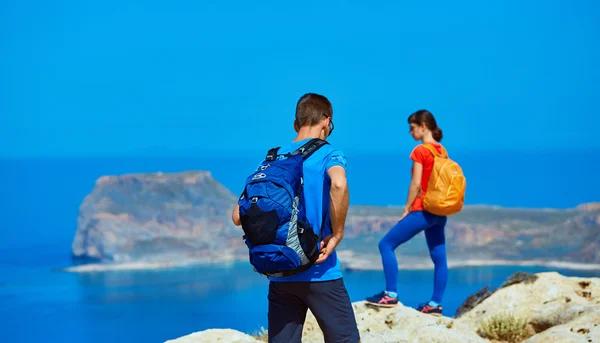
[293,126,324,142]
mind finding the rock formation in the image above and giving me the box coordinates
[342,204,600,266]
[166,272,600,343]
[71,171,246,264]
[69,169,600,270]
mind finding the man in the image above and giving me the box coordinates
[231,93,360,343]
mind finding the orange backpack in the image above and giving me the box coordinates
[420,144,466,216]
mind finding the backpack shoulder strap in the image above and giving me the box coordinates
[422,143,448,158]
[291,138,329,160]
[291,138,331,238]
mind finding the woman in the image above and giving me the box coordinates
[365,109,448,316]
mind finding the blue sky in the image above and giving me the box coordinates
[1,0,598,157]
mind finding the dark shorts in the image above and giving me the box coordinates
[267,278,360,343]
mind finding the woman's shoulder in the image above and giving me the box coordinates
[411,142,442,152]
[410,144,432,161]
[410,142,446,161]
[422,142,446,154]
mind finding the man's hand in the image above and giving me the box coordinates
[316,234,341,263]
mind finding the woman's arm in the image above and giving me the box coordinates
[401,161,423,218]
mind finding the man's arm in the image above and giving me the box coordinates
[328,165,348,241]
[231,203,241,226]
[316,164,348,263]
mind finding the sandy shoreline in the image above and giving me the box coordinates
[60,257,239,273]
[337,250,600,271]
[342,258,600,271]
[60,253,600,273]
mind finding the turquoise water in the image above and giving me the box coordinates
[3,248,600,343]
[0,155,599,342]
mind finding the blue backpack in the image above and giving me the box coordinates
[238,138,329,277]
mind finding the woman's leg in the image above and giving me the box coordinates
[378,211,431,293]
[424,216,448,304]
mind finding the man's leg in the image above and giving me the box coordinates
[377,211,431,293]
[305,278,360,343]
[267,281,308,343]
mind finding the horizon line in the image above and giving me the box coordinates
[3,146,600,159]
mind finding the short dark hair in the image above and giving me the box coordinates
[295,93,333,127]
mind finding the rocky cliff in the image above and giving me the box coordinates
[71,171,246,264]
[166,272,600,343]
[341,204,600,268]
[70,170,600,269]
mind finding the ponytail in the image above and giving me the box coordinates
[433,127,443,142]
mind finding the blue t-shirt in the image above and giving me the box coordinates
[262,138,347,282]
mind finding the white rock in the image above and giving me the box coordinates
[524,307,600,343]
[167,272,600,343]
[164,329,262,343]
[457,272,600,332]
[300,301,487,343]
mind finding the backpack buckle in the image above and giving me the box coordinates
[266,147,281,161]
[252,173,266,180]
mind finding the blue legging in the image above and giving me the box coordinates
[378,211,448,303]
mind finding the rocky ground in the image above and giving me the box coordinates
[165,271,600,343]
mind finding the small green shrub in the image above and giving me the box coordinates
[251,327,268,342]
[478,313,533,342]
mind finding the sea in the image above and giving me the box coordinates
[1,151,599,343]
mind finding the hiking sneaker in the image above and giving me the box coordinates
[365,291,398,307]
[417,302,443,316]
